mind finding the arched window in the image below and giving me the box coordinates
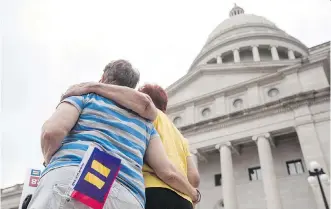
[268,88,279,97]
[233,98,243,109]
[207,58,217,64]
[173,116,182,126]
[201,108,211,118]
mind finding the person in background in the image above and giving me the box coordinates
[28,60,199,209]
[62,82,201,209]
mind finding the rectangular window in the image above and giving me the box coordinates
[286,159,304,175]
[214,173,222,186]
[248,166,262,181]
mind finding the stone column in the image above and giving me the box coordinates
[296,122,329,172]
[215,142,238,209]
[252,133,283,209]
[294,105,329,173]
[191,149,199,168]
[270,46,279,60]
[288,49,295,60]
[191,150,200,209]
[252,45,260,62]
[233,48,240,63]
[217,56,223,64]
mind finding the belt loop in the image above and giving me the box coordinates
[53,184,72,202]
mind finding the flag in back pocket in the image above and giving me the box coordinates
[69,146,121,209]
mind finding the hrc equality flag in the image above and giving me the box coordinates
[69,146,121,209]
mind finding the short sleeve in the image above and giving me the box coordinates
[182,138,191,157]
[58,95,86,113]
[150,127,160,141]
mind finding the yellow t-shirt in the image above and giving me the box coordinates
[143,110,192,203]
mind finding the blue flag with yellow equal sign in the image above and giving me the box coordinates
[69,146,121,209]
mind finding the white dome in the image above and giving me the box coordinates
[187,4,308,72]
[207,14,278,43]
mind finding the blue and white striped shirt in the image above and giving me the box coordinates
[42,93,159,207]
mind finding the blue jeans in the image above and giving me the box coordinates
[27,166,142,209]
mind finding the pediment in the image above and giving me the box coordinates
[166,64,280,106]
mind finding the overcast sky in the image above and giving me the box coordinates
[0,0,330,188]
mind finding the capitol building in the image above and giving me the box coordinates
[1,4,330,209]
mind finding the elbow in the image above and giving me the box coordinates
[41,123,67,150]
[154,162,178,185]
[157,170,178,185]
[142,94,157,121]
[41,123,67,163]
[41,126,53,143]
[41,125,54,158]
[190,175,200,188]
[41,123,60,142]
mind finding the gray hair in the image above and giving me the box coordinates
[102,60,140,88]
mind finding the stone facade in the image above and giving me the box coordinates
[1,184,22,209]
[198,136,316,209]
[1,4,330,209]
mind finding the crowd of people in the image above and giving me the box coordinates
[26,60,201,209]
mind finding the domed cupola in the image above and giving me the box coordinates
[229,4,244,17]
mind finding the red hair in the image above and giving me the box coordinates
[138,84,168,112]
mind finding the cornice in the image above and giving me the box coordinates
[196,59,298,73]
[278,55,327,75]
[1,184,23,198]
[206,32,307,54]
[313,114,330,124]
[309,41,330,52]
[166,70,201,95]
[189,33,309,71]
[179,88,330,136]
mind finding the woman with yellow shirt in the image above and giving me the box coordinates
[138,84,201,209]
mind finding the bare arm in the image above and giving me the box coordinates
[183,138,200,188]
[61,82,157,121]
[187,155,200,188]
[41,102,80,164]
[144,137,198,202]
